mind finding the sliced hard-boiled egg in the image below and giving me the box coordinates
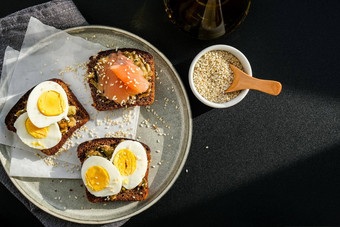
[26,81,69,128]
[14,112,61,149]
[81,156,122,197]
[110,140,148,190]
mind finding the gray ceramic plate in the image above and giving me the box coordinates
[0,26,192,224]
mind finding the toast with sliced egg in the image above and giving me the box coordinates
[5,78,89,155]
[77,138,151,202]
[87,48,155,110]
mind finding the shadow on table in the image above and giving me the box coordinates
[126,142,340,227]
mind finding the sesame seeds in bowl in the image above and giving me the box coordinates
[189,45,252,108]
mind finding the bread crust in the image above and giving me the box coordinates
[87,48,155,111]
[77,137,150,202]
[4,78,89,156]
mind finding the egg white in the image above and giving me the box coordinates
[14,112,62,150]
[81,156,122,197]
[26,81,69,128]
[110,140,148,190]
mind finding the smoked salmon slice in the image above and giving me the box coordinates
[97,52,149,104]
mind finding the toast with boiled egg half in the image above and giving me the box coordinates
[5,78,89,155]
[77,138,151,202]
[87,48,155,110]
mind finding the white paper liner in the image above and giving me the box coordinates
[0,17,140,178]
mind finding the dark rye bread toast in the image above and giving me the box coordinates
[77,138,151,202]
[87,48,155,111]
[5,78,89,156]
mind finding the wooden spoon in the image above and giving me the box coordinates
[226,64,282,96]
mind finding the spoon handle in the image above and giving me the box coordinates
[227,73,282,96]
[244,76,282,95]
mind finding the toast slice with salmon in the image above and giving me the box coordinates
[86,48,155,110]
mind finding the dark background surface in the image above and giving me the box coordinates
[1,0,340,226]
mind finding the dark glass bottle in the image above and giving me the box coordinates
[164,0,251,39]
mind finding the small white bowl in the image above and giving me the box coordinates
[188,44,252,108]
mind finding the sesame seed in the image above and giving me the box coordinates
[193,50,242,103]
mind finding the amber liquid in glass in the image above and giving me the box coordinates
[164,0,251,39]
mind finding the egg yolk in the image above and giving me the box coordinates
[85,166,110,191]
[113,149,137,176]
[25,118,49,139]
[37,90,66,116]
[31,141,45,148]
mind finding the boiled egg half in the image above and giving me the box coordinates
[110,140,148,189]
[26,81,69,128]
[14,112,62,149]
[81,156,122,197]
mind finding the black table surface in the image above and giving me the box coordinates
[1,0,340,226]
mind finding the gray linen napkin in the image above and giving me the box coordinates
[0,0,128,226]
